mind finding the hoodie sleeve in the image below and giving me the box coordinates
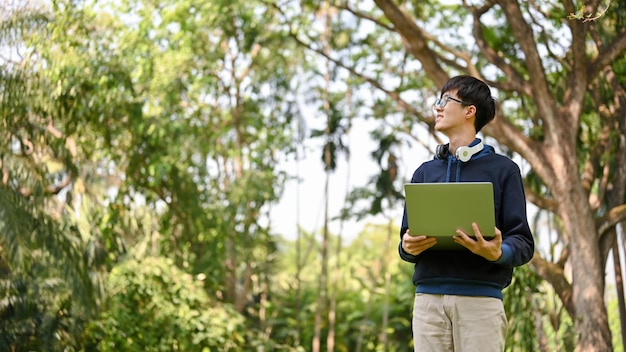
[497,166,535,267]
[398,203,421,263]
[398,167,425,264]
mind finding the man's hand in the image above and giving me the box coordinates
[402,229,437,255]
[454,223,502,261]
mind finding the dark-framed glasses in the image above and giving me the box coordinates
[433,95,471,109]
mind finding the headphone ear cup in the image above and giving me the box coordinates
[456,146,472,162]
[455,141,484,162]
[435,144,449,160]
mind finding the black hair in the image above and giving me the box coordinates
[440,75,496,132]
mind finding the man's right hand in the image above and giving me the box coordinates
[402,229,437,255]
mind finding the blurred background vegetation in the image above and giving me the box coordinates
[1,0,625,351]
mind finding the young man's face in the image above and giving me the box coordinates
[433,90,473,134]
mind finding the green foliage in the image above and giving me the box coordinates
[502,264,577,352]
[0,3,114,351]
[0,261,91,352]
[310,96,351,172]
[503,265,541,351]
[84,256,247,351]
[267,224,415,351]
[607,292,624,352]
[0,185,100,351]
[341,129,404,220]
[96,0,300,301]
[3,0,298,348]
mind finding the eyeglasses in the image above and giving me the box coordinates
[433,95,471,109]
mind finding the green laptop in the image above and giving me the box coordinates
[404,182,495,250]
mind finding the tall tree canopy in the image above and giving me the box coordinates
[1,0,301,349]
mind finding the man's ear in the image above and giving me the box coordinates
[465,105,477,118]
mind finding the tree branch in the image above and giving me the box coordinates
[496,0,560,141]
[287,32,427,121]
[589,26,626,79]
[335,3,394,32]
[419,30,476,76]
[524,186,558,214]
[19,174,72,197]
[372,0,449,87]
[469,3,529,95]
[562,0,589,123]
[584,121,613,212]
[527,1,571,72]
[597,204,626,237]
[482,116,555,186]
[604,69,626,205]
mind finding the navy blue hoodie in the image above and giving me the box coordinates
[399,139,534,299]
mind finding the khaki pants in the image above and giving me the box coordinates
[412,293,507,352]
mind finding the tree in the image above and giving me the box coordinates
[2,0,303,348]
[84,256,247,351]
[282,0,626,350]
[71,0,303,316]
[0,2,110,349]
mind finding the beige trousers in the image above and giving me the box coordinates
[412,293,507,352]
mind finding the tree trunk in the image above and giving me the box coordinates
[355,294,374,352]
[558,166,612,352]
[313,145,330,352]
[314,5,332,350]
[295,124,304,346]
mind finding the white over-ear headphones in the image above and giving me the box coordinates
[455,141,484,162]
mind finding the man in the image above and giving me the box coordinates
[399,75,535,352]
